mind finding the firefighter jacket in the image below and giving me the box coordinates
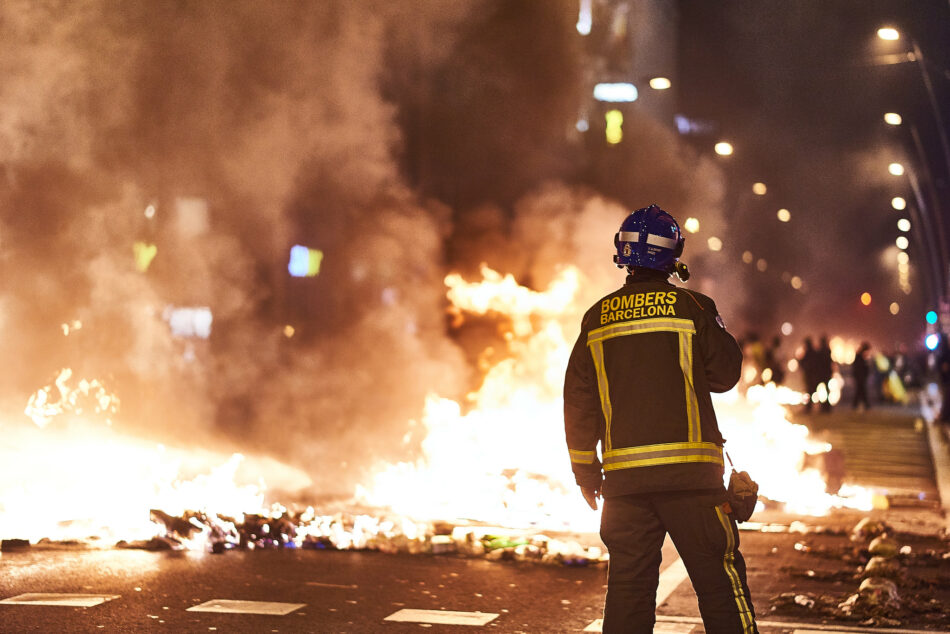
[563,268,743,497]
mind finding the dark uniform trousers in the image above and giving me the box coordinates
[600,490,758,634]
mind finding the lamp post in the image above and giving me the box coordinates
[876,26,950,305]
[876,27,950,181]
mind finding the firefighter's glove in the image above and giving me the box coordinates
[726,469,759,522]
[580,485,601,511]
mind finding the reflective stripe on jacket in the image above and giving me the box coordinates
[563,269,742,496]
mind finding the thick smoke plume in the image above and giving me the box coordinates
[0,0,733,497]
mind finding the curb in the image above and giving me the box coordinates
[920,385,950,532]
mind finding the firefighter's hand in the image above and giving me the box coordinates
[580,485,601,510]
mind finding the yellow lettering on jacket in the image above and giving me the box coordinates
[599,302,676,324]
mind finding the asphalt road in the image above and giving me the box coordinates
[2,511,948,634]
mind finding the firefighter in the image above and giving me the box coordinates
[563,204,757,633]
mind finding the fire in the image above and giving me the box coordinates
[3,265,872,549]
[357,265,595,531]
[24,368,120,428]
[358,265,872,529]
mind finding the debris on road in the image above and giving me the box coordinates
[769,515,950,628]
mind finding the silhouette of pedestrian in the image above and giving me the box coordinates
[851,342,871,412]
[800,337,819,413]
[816,336,834,413]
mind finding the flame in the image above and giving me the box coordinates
[3,265,872,548]
[358,265,872,527]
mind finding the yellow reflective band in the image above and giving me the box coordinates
[602,442,723,471]
[715,506,756,633]
[587,318,695,346]
[569,449,596,465]
[679,331,701,442]
[587,318,698,452]
[588,340,613,451]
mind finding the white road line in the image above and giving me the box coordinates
[187,599,305,615]
[655,557,689,606]
[384,609,498,626]
[585,619,693,632]
[304,581,358,589]
[0,593,120,607]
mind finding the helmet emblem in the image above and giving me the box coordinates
[622,243,632,257]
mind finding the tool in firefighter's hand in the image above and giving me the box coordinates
[580,485,601,511]
[724,451,759,522]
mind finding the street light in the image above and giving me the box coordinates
[891,196,906,210]
[884,112,903,126]
[714,142,733,156]
[648,77,671,90]
[877,27,900,41]
[888,162,905,176]
[875,26,950,188]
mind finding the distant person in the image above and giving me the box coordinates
[763,335,786,386]
[851,342,871,412]
[564,205,757,633]
[816,336,834,412]
[799,337,819,413]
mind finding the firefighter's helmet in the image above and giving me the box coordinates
[613,204,689,280]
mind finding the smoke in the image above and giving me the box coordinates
[0,0,735,498]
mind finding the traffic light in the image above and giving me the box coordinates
[605,109,623,144]
[926,310,938,325]
[288,245,324,277]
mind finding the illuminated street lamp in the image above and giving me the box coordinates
[896,236,909,250]
[897,218,911,232]
[752,182,767,195]
[877,27,900,41]
[884,112,903,126]
[888,162,905,176]
[649,77,671,90]
[714,142,733,156]
[776,208,791,222]
[891,196,906,210]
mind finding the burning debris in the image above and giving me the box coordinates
[113,506,607,567]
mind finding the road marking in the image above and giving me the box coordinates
[305,581,358,589]
[384,609,498,626]
[656,557,689,606]
[585,620,692,632]
[187,600,305,615]
[0,593,120,607]
[584,552,691,631]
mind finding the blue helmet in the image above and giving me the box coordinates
[613,204,686,276]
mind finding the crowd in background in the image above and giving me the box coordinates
[738,331,949,418]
